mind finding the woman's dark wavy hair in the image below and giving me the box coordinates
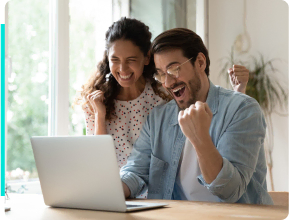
[151,28,210,76]
[75,17,171,121]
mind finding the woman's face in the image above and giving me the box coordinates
[108,39,149,88]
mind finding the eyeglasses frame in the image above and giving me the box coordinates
[154,57,194,83]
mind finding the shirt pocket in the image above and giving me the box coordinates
[148,154,168,194]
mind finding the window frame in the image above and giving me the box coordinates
[49,0,70,136]
[196,0,209,48]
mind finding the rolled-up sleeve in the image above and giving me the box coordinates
[121,172,147,198]
[198,99,266,203]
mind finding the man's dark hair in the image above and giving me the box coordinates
[151,28,210,76]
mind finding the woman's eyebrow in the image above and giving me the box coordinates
[110,55,138,59]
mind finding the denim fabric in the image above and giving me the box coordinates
[120,80,273,205]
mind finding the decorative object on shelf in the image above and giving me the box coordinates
[219,47,288,191]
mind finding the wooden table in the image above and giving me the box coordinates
[5,194,288,220]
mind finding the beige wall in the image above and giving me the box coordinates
[207,0,288,191]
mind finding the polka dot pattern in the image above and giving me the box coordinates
[84,83,166,198]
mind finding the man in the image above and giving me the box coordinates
[120,28,273,204]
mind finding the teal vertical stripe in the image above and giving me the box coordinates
[1,24,5,197]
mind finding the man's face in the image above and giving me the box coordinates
[154,49,203,110]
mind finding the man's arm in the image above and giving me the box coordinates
[178,101,223,184]
[122,182,131,198]
[203,100,266,203]
[120,114,153,198]
[193,137,223,184]
[179,100,266,203]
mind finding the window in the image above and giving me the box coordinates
[69,0,113,135]
[6,0,49,194]
[6,0,200,194]
[130,0,197,40]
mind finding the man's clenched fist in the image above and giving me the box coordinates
[178,101,213,147]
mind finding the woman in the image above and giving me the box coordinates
[76,17,248,197]
[79,18,170,169]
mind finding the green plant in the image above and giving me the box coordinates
[219,47,288,191]
[220,47,288,113]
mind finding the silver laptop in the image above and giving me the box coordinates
[30,135,167,212]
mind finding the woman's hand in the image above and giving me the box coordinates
[87,90,106,118]
[228,65,249,94]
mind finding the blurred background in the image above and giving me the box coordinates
[4,0,288,195]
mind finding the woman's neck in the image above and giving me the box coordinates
[116,76,146,101]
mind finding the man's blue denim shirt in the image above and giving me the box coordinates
[120,80,273,205]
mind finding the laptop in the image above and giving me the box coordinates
[30,135,168,212]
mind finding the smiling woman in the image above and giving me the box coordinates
[75,18,172,198]
[108,39,149,100]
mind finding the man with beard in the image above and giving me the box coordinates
[120,28,273,205]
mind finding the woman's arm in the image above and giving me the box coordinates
[85,90,107,135]
[228,65,249,94]
[94,113,107,135]
[83,107,107,135]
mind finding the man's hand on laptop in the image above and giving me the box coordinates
[122,182,131,198]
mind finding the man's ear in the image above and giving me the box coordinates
[196,52,206,72]
[144,51,151,65]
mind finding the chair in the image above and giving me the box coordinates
[268,191,289,207]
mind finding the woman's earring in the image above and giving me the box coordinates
[105,72,112,82]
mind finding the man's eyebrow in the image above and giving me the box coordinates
[156,61,180,71]
[166,61,180,69]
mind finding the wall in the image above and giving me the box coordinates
[208,0,288,191]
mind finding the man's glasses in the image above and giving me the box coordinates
[153,57,194,84]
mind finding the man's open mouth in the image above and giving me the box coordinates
[172,85,185,97]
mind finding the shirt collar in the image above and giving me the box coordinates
[206,80,219,116]
[170,79,219,126]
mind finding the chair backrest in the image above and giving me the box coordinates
[268,191,289,207]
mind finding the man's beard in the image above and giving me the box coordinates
[176,75,201,111]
